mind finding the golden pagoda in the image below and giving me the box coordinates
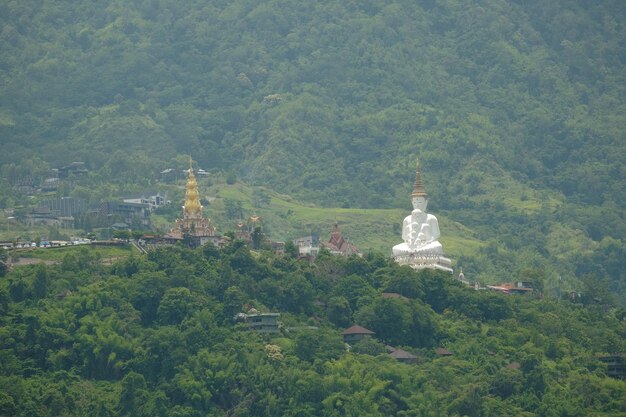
[168,157,218,245]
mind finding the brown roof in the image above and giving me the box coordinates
[487,283,534,293]
[506,362,521,370]
[323,224,361,255]
[382,292,410,301]
[390,349,417,359]
[341,325,375,335]
[435,347,453,356]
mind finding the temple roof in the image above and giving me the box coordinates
[328,223,346,248]
[341,325,375,335]
[168,157,218,239]
[183,158,202,216]
[323,224,361,255]
[411,160,428,198]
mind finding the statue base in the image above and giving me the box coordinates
[393,252,453,273]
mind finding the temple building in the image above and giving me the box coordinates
[322,224,361,256]
[294,224,361,257]
[167,158,220,246]
[392,161,452,272]
[234,215,263,242]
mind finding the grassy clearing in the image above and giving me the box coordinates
[15,244,136,261]
[206,182,485,260]
[3,180,487,265]
[0,224,50,243]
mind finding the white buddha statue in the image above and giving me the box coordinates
[392,162,443,256]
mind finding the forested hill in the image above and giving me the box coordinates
[0,245,625,416]
[1,0,624,207]
[0,1,625,297]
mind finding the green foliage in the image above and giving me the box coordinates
[0,260,7,279]
[294,329,345,363]
[0,0,623,301]
[252,188,271,208]
[0,245,624,416]
[157,287,200,325]
[332,274,376,311]
[355,297,438,348]
[326,296,352,328]
[350,337,387,356]
[223,198,243,220]
[0,0,625,410]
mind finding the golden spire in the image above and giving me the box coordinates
[411,160,428,198]
[184,157,202,216]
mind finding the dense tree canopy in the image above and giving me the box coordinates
[0,244,624,416]
[1,0,624,209]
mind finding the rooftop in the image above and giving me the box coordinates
[389,349,417,360]
[435,347,453,356]
[382,292,410,301]
[341,325,375,336]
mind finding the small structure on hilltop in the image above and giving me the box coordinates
[234,215,285,253]
[101,200,152,229]
[382,292,410,301]
[235,215,263,243]
[58,162,88,179]
[294,225,360,258]
[435,347,453,357]
[293,234,320,257]
[322,224,361,257]
[122,192,167,211]
[167,158,220,247]
[341,325,375,344]
[235,310,281,334]
[40,197,87,218]
[486,281,534,295]
[392,161,452,272]
[598,354,626,380]
[389,348,418,364]
[245,312,281,334]
[457,268,470,285]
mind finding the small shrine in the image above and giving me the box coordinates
[167,158,220,246]
[392,161,452,272]
[234,215,263,242]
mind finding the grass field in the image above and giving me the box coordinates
[204,182,486,260]
[3,180,496,266]
[10,244,137,262]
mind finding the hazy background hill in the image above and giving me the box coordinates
[0,0,624,299]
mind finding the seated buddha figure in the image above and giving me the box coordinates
[392,162,443,256]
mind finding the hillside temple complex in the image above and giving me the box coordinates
[392,161,453,272]
[167,158,220,246]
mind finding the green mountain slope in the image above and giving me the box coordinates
[194,182,484,257]
[1,0,624,204]
[0,0,624,298]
